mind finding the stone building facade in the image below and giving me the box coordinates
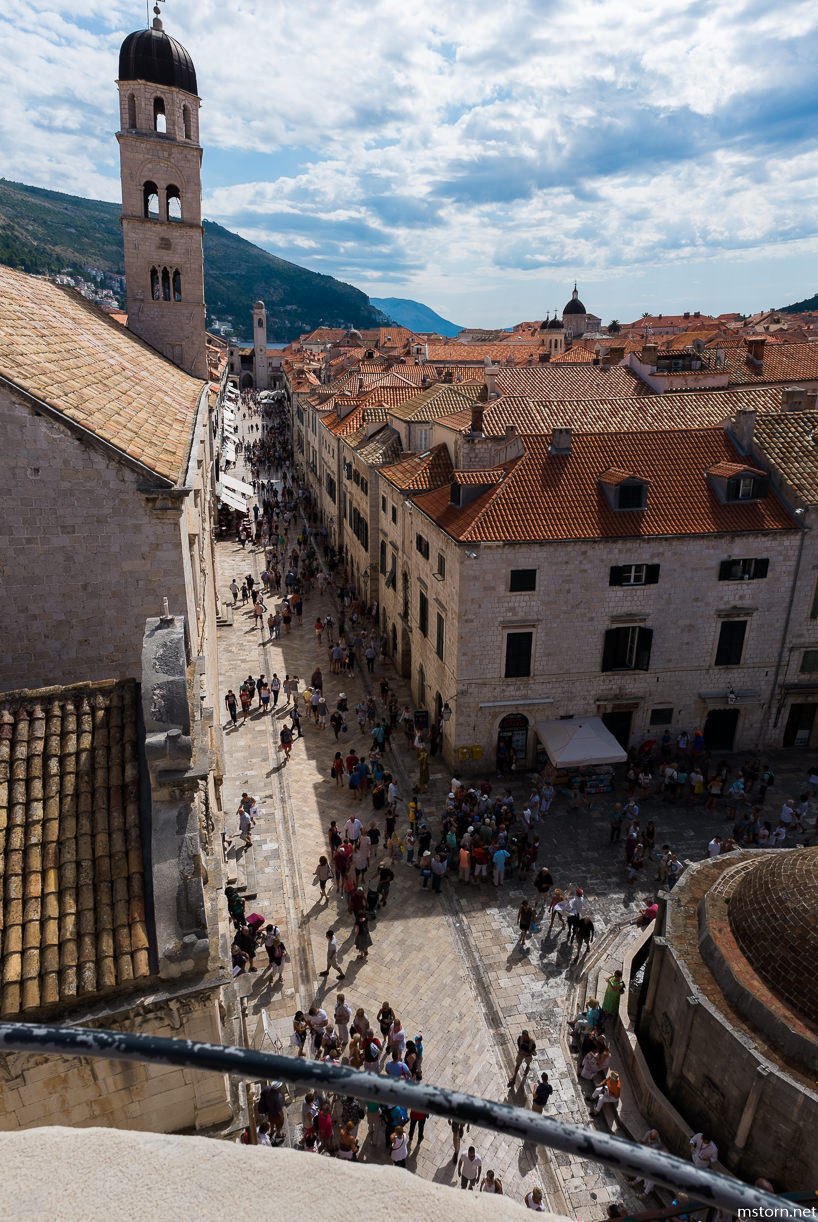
[0,265,220,711]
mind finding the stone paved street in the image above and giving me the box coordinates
[213,410,817,1213]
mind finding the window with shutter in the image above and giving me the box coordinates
[718,558,769,581]
[609,566,623,586]
[505,632,533,678]
[602,625,652,671]
[715,620,747,666]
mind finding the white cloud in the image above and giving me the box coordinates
[2,0,818,322]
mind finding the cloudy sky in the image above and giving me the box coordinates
[2,0,818,327]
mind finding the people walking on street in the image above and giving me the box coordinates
[508,1029,537,1087]
[224,689,238,726]
[458,1145,483,1190]
[319,928,345,979]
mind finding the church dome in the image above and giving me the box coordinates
[119,19,198,96]
[563,285,586,316]
[548,314,564,330]
[728,846,818,1025]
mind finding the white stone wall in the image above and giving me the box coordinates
[0,390,207,691]
[0,989,231,1133]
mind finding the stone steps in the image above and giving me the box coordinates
[225,836,258,900]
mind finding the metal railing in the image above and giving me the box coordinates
[0,1021,802,1221]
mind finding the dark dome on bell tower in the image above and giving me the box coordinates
[119,11,198,96]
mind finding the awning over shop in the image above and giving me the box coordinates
[223,441,236,463]
[221,472,254,497]
[218,484,247,513]
[535,716,627,769]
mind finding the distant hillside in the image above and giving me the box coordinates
[780,292,818,314]
[370,296,462,338]
[0,178,383,342]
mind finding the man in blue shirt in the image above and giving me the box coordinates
[385,1050,411,1080]
[493,846,510,887]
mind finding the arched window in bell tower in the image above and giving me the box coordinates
[173,270,182,302]
[153,96,166,133]
[182,104,192,140]
[161,267,171,301]
[127,93,136,129]
[166,185,182,222]
[143,181,159,219]
[150,267,160,300]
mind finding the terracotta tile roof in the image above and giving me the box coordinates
[707,461,765,478]
[389,381,485,423]
[362,406,390,423]
[712,341,818,386]
[378,326,416,346]
[438,386,791,436]
[496,365,653,400]
[452,468,507,485]
[753,410,818,503]
[359,386,418,409]
[323,404,365,436]
[380,444,454,492]
[551,347,595,364]
[355,427,403,466]
[0,679,150,1019]
[598,467,649,487]
[424,341,552,364]
[412,428,795,542]
[0,267,204,485]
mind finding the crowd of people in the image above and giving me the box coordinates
[219,389,796,1209]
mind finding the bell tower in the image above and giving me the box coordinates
[252,300,269,390]
[116,4,207,380]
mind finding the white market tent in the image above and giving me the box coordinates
[221,472,255,497]
[218,484,246,513]
[535,716,627,769]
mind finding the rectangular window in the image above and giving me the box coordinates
[381,494,386,513]
[436,612,445,660]
[601,625,653,671]
[505,631,533,678]
[650,707,673,726]
[509,568,537,592]
[415,533,430,560]
[418,591,429,637]
[617,482,647,510]
[800,650,818,674]
[380,540,387,575]
[718,558,769,581]
[715,620,747,666]
[353,469,360,486]
[437,553,446,580]
[416,427,430,451]
[811,579,818,620]
[609,564,660,586]
[391,505,397,524]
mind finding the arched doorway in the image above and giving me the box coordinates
[240,373,254,390]
[497,713,529,773]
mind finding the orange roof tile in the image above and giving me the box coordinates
[496,365,653,400]
[412,429,795,542]
[0,679,150,1019]
[753,410,818,503]
[452,468,506,485]
[707,461,765,478]
[0,267,204,484]
[551,347,595,364]
[437,385,791,436]
[712,341,818,387]
[380,444,454,492]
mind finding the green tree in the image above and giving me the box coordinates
[607,319,621,334]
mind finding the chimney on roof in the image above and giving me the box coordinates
[641,343,659,367]
[550,426,572,455]
[607,344,625,365]
[357,376,364,394]
[485,364,499,401]
[684,311,690,319]
[746,336,766,367]
[781,385,807,412]
[694,311,700,318]
[732,406,757,450]
[470,402,485,436]
[421,373,431,388]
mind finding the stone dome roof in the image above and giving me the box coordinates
[119,19,198,96]
[548,315,564,330]
[563,285,586,316]
[728,846,818,1025]
[254,301,265,310]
